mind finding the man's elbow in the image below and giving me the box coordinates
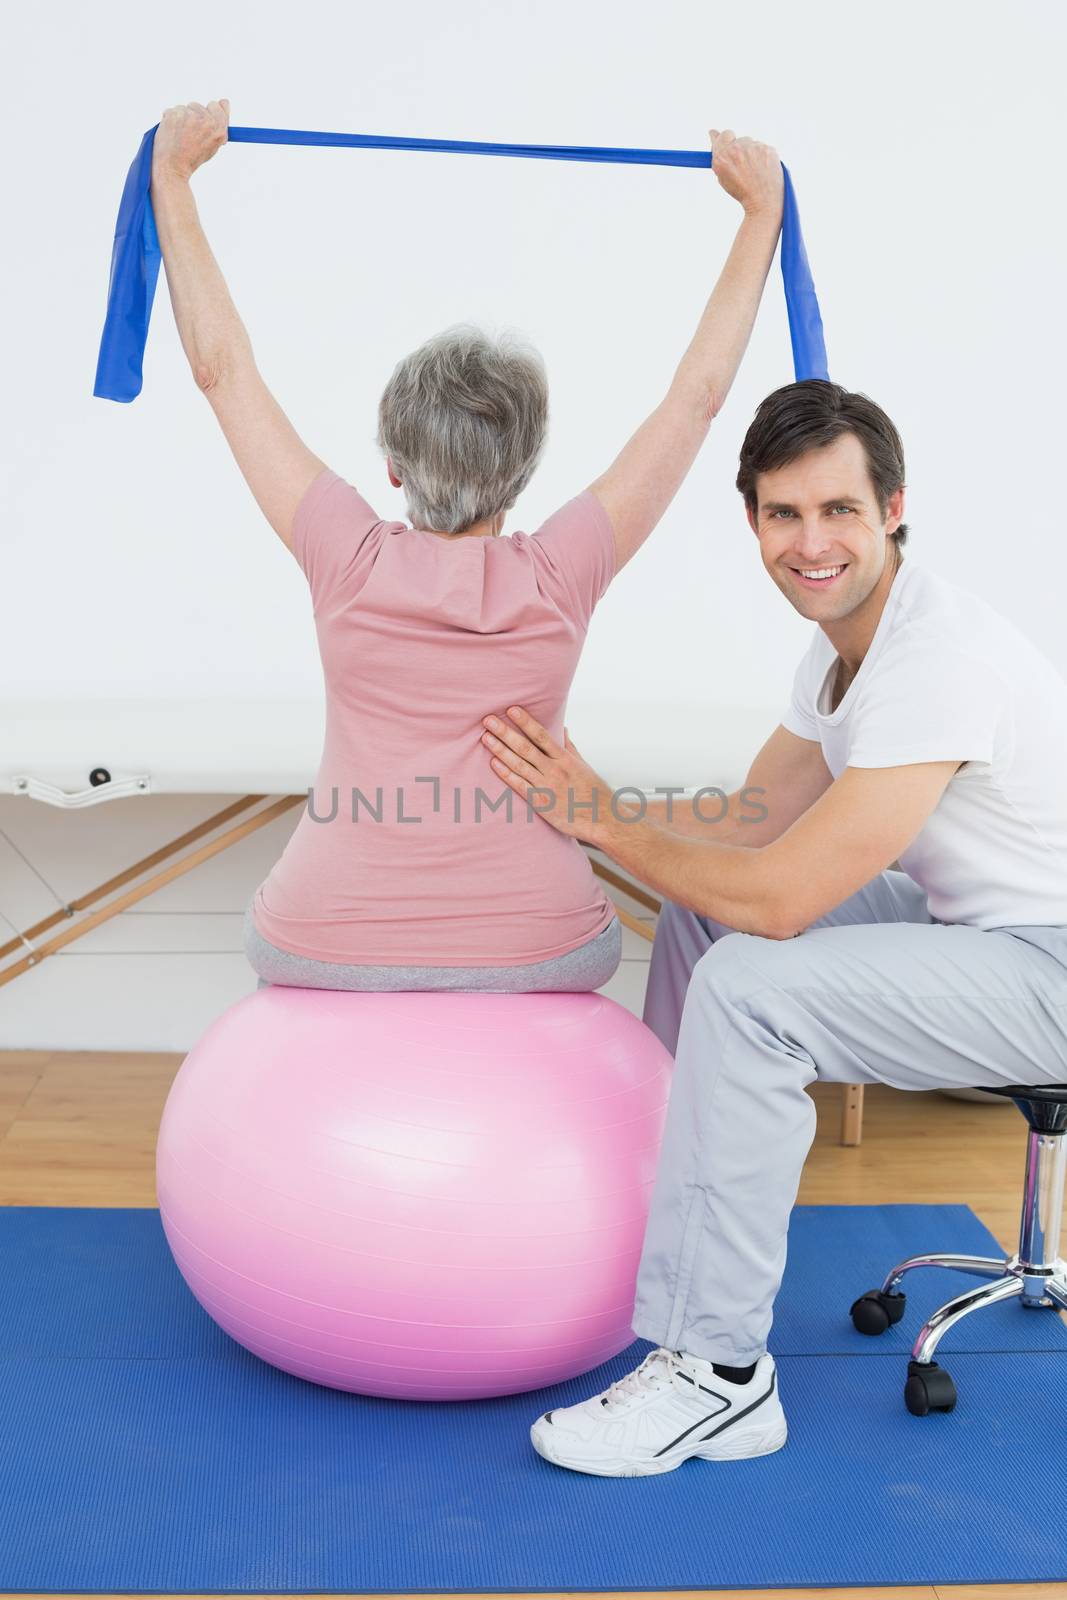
[700,901,797,941]
[749,912,801,941]
[741,851,824,940]
[748,889,808,941]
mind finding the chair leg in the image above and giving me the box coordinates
[880,1251,1011,1297]
[839,1084,864,1146]
[911,1273,1024,1366]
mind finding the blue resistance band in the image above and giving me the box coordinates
[93,126,829,403]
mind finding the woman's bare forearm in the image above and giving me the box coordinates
[670,206,783,416]
[149,171,253,384]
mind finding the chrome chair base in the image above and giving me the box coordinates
[848,1084,1067,1414]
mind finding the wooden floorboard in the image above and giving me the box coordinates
[1,1052,1063,1599]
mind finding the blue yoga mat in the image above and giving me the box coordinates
[3,1202,1065,1591]
[92,126,829,403]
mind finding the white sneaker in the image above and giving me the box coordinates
[530,1347,787,1477]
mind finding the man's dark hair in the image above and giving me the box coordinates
[736,379,909,550]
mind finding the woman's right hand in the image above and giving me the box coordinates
[708,129,784,220]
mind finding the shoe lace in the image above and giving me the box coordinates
[599,1347,680,1411]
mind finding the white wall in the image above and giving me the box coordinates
[3,0,1065,1048]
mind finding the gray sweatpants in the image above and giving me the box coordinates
[631,869,1067,1367]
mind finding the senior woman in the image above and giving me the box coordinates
[148,100,784,991]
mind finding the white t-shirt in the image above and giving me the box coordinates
[781,558,1067,929]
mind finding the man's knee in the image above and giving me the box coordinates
[683,933,821,1099]
[691,928,790,1007]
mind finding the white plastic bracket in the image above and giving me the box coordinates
[10,774,153,809]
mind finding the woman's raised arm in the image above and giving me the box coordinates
[588,130,785,574]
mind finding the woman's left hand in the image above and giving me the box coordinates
[152,99,230,183]
[481,707,614,843]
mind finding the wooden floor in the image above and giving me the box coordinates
[2,1049,1064,1600]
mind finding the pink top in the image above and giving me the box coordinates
[252,468,618,965]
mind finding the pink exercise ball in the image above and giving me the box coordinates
[156,986,673,1401]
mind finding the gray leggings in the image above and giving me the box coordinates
[243,902,622,993]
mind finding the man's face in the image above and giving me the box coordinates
[747,432,904,623]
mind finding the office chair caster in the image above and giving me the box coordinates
[849,1288,907,1335]
[904,1359,957,1415]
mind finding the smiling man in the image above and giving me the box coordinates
[481,378,1067,1477]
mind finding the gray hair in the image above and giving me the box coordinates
[375,323,549,534]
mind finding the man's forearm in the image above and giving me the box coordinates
[643,785,769,843]
[591,809,787,937]
[149,171,253,383]
[670,206,782,415]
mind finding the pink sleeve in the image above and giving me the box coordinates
[291,468,384,611]
[531,488,617,629]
